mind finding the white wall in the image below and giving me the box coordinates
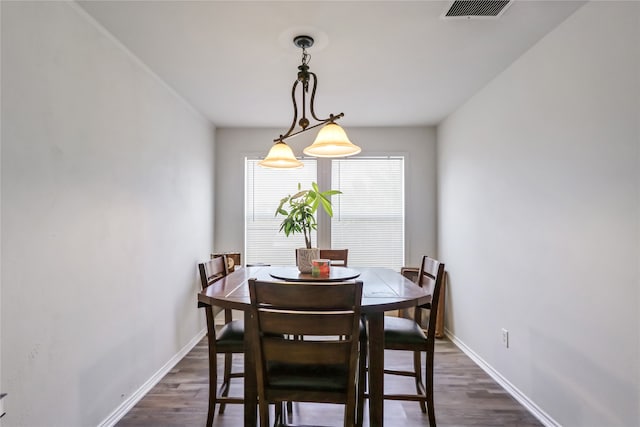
[1,2,215,426]
[438,2,639,426]
[214,126,437,268]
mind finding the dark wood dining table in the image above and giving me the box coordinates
[197,265,432,427]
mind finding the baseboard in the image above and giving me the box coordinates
[98,328,207,427]
[99,327,555,426]
[444,328,560,427]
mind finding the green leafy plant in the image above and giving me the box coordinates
[275,182,341,249]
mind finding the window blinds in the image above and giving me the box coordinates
[245,159,317,265]
[244,156,404,270]
[331,157,405,270]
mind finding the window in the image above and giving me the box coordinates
[245,156,405,270]
[245,159,317,265]
[331,157,404,269]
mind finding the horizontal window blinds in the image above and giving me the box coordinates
[331,157,405,270]
[245,156,404,270]
[245,159,317,265]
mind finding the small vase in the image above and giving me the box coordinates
[297,248,320,274]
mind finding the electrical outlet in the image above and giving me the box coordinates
[501,328,509,348]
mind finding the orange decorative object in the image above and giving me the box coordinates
[312,259,331,278]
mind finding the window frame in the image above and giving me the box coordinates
[244,153,407,269]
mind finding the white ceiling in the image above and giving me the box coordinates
[77,0,584,128]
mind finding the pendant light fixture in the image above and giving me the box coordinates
[259,35,361,169]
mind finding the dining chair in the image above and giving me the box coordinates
[198,256,245,427]
[248,278,364,427]
[381,255,445,426]
[400,265,447,338]
[320,249,349,267]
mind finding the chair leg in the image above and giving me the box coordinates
[206,347,217,427]
[258,399,270,427]
[426,350,436,426]
[218,353,233,414]
[274,402,283,426]
[356,335,367,427]
[345,396,356,427]
[413,350,427,413]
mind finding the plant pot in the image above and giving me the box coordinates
[296,248,320,273]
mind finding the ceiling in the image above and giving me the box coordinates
[77,0,584,129]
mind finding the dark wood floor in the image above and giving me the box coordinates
[117,337,542,427]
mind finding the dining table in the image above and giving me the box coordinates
[197,265,432,427]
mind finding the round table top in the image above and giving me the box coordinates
[198,265,432,313]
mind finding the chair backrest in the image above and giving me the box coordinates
[248,279,363,403]
[400,266,419,283]
[319,249,349,267]
[198,256,230,322]
[199,256,229,290]
[415,256,446,341]
[211,252,241,272]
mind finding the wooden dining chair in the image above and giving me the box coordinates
[248,278,364,427]
[198,256,245,427]
[381,255,445,426]
[400,265,447,338]
[320,249,349,267]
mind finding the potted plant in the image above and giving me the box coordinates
[275,182,341,273]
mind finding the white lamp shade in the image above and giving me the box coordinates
[259,141,303,169]
[303,123,361,158]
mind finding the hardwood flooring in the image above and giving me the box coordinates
[116,337,542,427]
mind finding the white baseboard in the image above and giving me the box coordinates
[99,327,556,427]
[444,329,560,427]
[98,328,207,427]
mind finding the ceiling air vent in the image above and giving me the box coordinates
[443,0,512,19]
